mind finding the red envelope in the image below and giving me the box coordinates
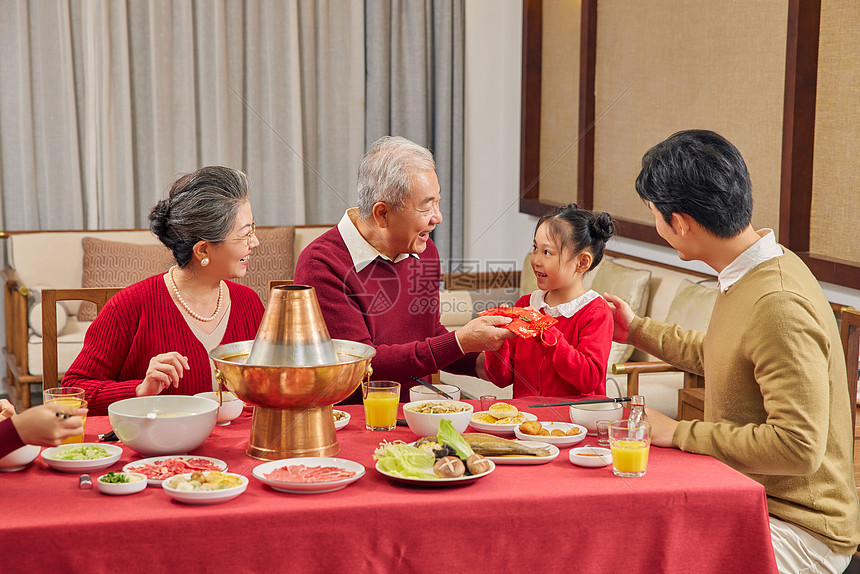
[479,306,558,338]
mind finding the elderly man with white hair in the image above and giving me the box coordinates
[295,136,514,402]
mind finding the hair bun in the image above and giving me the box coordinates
[592,212,615,241]
[148,199,171,239]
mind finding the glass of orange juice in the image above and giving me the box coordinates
[609,419,651,477]
[43,387,86,444]
[362,380,400,431]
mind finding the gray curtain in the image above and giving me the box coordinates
[364,0,465,274]
[0,0,365,231]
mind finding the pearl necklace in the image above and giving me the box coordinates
[168,265,224,322]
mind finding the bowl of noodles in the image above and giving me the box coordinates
[108,395,219,456]
[402,400,474,437]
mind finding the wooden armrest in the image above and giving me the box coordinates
[1,265,26,293]
[611,361,703,396]
[612,361,679,376]
[611,361,679,396]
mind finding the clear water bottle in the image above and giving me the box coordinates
[628,395,646,426]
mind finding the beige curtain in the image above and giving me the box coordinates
[0,0,365,230]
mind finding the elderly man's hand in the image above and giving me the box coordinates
[456,316,517,354]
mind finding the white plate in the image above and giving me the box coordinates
[485,441,560,465]
[376,459,495,486]
[253,457,365,494]
[162,472,248,505]
[123,455,228,486]
[41,443,122,473]
[569,446,612,468]
[513,422,587,447]
[333,410,351,431]
[469,411,537,436]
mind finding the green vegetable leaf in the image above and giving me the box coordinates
[437,419,474,460]
[373,441,437,479]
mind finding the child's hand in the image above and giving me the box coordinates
[602,293,636,344]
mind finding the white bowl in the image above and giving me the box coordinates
[0,444,40,472]
[96,472,148,495]
[513,421,587,448]
[402,400,474,437]
[569,446,612,468]
[108,395,218,456]
[569,403,624,435]
[194,392,243,425]
[333,410,351,431]
[162,471,249,505]
[408,384,461,403]
[41,443,123,472]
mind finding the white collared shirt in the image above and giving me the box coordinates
[717,229,783,292]
[529,289,601,318]
[337,209,417,273]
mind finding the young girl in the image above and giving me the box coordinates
[481,203,614,397]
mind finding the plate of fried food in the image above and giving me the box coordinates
[333,410,350,431]
[469,402,536,436]
[514,421,587,448]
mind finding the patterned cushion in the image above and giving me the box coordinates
[231,226,295,306]
[78,238,174,320]
[589,259,652,365]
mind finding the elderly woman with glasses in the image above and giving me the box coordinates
[62,166,265,415]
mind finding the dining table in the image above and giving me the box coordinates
[1,397,778,573]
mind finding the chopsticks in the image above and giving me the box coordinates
[528,397,633,408]
[410,376,454,400]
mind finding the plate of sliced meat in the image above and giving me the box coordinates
[252,457,365,494]
[123,456,227,486]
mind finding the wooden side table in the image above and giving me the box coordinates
[678,388,704,421]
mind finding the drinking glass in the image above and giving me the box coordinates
[608,419,651,477]
[362,381,400,431]
[44,388,87,444]
[596,419,611,447]
[480,395,497,411]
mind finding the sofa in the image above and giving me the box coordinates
[1,226,328,409]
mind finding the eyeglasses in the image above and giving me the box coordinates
[232,221,256,247]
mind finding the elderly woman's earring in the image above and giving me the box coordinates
[201,257,210,266]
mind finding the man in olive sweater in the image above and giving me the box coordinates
[605,130,859,573]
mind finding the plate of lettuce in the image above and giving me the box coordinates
[373,419,495,486]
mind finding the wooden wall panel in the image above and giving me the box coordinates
[592,0,788,234]
[537,0,581,207]
[809,0,860,265]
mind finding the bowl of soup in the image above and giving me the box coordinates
[402,400,474,437]
[108,395,218,456]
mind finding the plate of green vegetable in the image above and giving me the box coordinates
[373,419,496,486]
[41,443,122,473]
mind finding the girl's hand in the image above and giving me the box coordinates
[602,293,636,344]
[475,352,488,380]
[11,403,86,447]
[136,352,190,396]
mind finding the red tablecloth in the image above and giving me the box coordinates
[1,398,777,574]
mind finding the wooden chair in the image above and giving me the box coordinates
[840,308,860,430]
[41,288,122,391]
